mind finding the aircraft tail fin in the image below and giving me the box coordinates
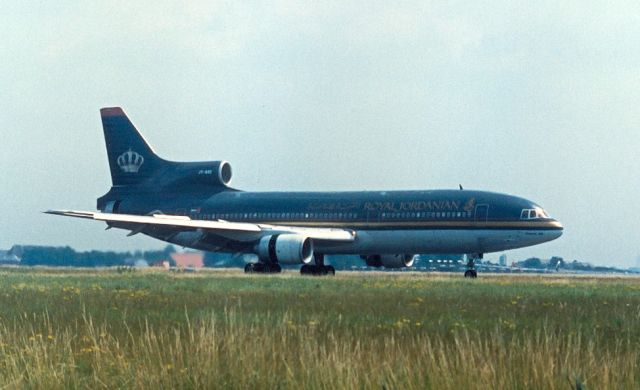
[100,107,166,186]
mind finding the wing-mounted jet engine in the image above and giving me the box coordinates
[257,235,313,264]
[249,234,313,274]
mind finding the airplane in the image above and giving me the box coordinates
[47,107,563,277]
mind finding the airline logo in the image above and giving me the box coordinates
[116,149,144,173]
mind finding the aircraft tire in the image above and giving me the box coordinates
[464,270,478,278]
[246,262,282,274]
[300,264,334,276]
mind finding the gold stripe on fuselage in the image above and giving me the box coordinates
[229,220,563,230]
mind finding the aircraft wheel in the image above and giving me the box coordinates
[244,263,255,274]
[301,264,334,276]
[464,270,477,278]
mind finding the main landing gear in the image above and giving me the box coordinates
[244,262,282,274]
[300,253,335,276]
[464,253,482,278]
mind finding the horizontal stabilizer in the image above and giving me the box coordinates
[44,210,94,219]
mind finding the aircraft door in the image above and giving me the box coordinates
[366,210,381,223]
[474,204,489,223]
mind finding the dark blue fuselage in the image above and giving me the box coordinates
[98,187,563,255]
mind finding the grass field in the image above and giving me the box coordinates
[0,268,638,389]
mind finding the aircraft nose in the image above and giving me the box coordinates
[551,219,563,239]
[556,219,563,231]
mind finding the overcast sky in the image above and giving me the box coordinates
[1,1,639,266]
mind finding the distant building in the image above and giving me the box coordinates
[499,254,507,266]
[417,254,465,271]
[170,252,204,268]
[152,260,171,270]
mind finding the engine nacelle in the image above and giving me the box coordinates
[256,234,313,265]
[165,160,233,188]
[363,254,416,269]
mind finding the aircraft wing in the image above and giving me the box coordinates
[45,210,356,242]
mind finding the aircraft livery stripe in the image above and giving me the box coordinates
[252,220,563,230]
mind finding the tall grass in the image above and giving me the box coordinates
[0,269,638,388]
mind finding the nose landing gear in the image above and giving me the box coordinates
[464,253,482,278]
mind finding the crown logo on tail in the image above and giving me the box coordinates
[116,149,144,173]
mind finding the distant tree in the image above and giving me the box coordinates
[568,260,592,271]
[162,245,176,256]
[20,246,77,266]
[160,245,177,267]
[521,257,543,269]
[142,248,172,263]
[77,250,127,267]
[548,256,565,269]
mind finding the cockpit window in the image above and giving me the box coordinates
[520,207,549,220]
